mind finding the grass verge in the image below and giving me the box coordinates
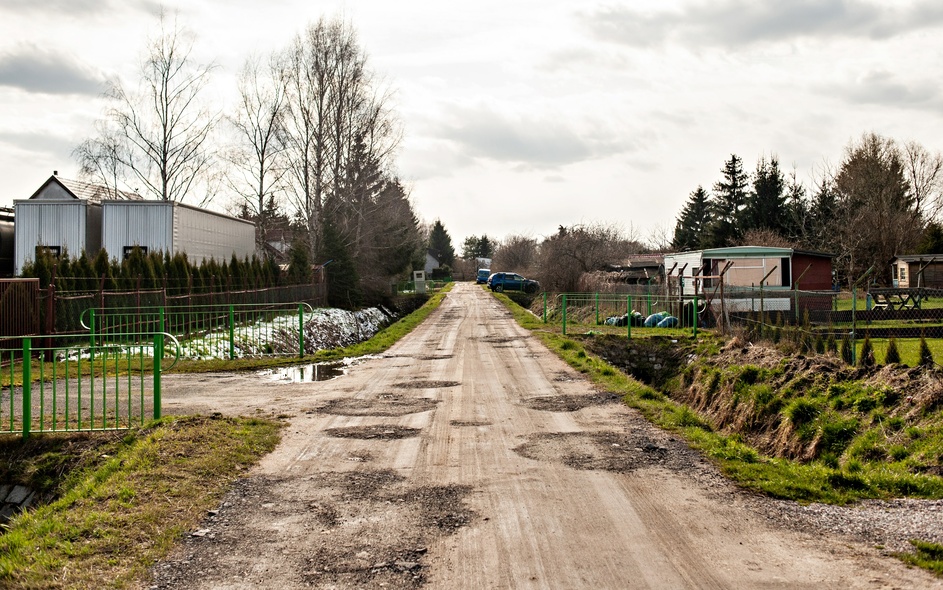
[0,286,453,587]
[0,415,281,589]
[499,291,943,575]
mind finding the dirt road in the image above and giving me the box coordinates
[150,283,942,589]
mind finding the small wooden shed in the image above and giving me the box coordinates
[890,255,943,288]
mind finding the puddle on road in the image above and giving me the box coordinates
[261,362,346,383]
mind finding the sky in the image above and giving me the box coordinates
[1,0,943,248]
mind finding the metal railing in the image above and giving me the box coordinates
[0,332,180,439]
[546,292,703,338]
[80,302,313,360]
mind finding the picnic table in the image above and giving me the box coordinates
[869,288,925,310]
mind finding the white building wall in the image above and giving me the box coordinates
[173,203,255,264]
[13,200,98,275]
[101,201,173,260]
[663,251,703,296]
[102,201,255,263]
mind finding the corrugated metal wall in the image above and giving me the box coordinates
[172,203,255,264]
[13,201,90,275]
[101,201,173,260]
[102,201,254,263]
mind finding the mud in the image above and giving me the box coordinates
[394,380,461,390]
[521,392,621,412]
[312,395,439,417]
[324,425,422,440]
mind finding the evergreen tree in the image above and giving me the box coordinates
[707,155,749,247]
[428,219,455,266]
[858,333,875,367]
[917,221,943,254]
[884,337,901,365]
[672,186,711,250]
[919,335,934,367]
[840,335,853,364]
[319,217,361,309]
[744,155,786,236]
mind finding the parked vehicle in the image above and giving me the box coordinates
[487,272,540,294]
[476,268,491,284]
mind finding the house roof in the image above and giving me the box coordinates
[28,175,143,203]
[892,254,943,263]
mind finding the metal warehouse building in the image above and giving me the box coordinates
[101,200,255,265]
[13,175,142,276]
[14,174,256,276]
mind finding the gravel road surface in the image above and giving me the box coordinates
[149,282,943,589]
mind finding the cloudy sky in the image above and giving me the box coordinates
[1,0,942,247]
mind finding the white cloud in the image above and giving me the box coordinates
[0,44,107,96]
[582,0,943,49]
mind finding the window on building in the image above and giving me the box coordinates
[900,266,907,282]
[123,246,148,259]
[35,245,61,259]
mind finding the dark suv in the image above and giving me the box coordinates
[487,272,540,294]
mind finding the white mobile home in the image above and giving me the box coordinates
[101,200,255,264]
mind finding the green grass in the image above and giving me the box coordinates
[0,287,455,587]
[0,416,282,589]
[897,540,943,576]
[495,291,943,505]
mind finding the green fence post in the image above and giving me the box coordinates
[627,295,632,340]
[22,338,31,439]
[851,286,857,365]
[153,332,162,420]
[595,292,599,325]
[562,294,568,336]
[89,309,95,428]
[298,304,305,358]
[158,307,165,358]
[543,292,547,323]
[229,305,236,360]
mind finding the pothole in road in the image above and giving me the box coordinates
[324,425,422,440]
[313,395,439,417]
[394,380,460,389]
[513,431,687,473]
[151,470,477,590]
[449,419,492,427]
[521,392,622,412]
[414,354,453,361]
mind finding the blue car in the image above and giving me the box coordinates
[476,268,491,284]
[487,272,540,294]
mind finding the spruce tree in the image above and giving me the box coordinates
[884,337,901,365]
[919,335,934,367]
[672,186,711,250]
[858,333,875,367]
[320,218,361,309]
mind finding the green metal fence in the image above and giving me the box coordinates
[80,302,312,360]
[0,332,180,439]
[547,292,702,338]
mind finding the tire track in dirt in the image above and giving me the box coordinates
[152,283,943,589]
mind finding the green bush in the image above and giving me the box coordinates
[884,337,901,365]
[785,398,820,426]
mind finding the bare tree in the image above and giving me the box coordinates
[76,12,218,204]
[493,234,537,274]
[903,140,943,222]
[281,16,401,259]
[535,223,626,292]
[225,55,289,254]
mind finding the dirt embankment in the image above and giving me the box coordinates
[584,334,943,469]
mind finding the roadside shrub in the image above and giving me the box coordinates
[826,331,838,355]
[739,365,761,385]
[884,337,901,365]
